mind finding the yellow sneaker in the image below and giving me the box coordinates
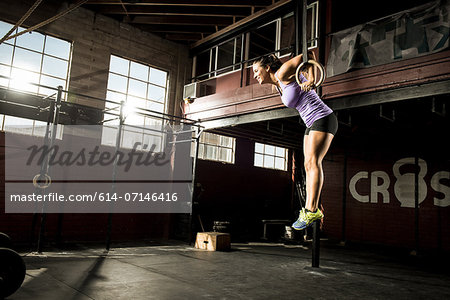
[292,208,323,230]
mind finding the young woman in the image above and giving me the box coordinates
[252,52,338,230]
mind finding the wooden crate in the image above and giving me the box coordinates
[195,232,230,251]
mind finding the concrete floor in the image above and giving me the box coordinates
[9,240,450,300]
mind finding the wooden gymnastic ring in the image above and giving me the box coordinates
[295,59,326,88]
[33,173,51,189]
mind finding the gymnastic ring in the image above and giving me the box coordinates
[295,59,326,89]
[32,173,51,189]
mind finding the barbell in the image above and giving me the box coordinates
[0,233,26,299]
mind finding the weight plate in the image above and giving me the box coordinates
[0,233,12,248]
[0,248,26,299]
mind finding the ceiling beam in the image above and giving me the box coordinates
[191,0,290,49]
[94,5,250,17]
[83,0,272,8]
[129,15,233,26]
[164,33,203,41]
[133,24,216,34]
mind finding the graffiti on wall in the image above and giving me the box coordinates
[349,157,450,207]
[326,0,450,77]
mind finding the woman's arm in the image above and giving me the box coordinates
[277,51,317,91]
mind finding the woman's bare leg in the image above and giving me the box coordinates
[303,130,334,211]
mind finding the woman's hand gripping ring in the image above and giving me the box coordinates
[295,59,326,90]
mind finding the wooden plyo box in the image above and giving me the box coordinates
[195,232,231,251]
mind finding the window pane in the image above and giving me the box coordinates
[101,124,118,145]
[280,14,295,56]
[39,75,65,96]
[13,47,42,72]
[0,21,15,45]
[10,68,39,93]
[106,90,126,106]
[4,116,34,135]
[33,122,63,138]
[143,134,163,153]
[195,50,210,80]
[275,157,285,170]
[198,143,204,157]
[103,113,119,125]
[275,147,285,157]
[249,21,277,59]
[0,43,14,65]
[149,67,167,87]
[107,73,128,93]
[254,153,263,167]
[204,132,219,145]
[0,65,10,87]
[220,136,232,147]
[44,36,71,59]
[147,84,165,102]
[128,78,147,98]
[255,142,264,153]
[219,148,232,162]
[42,55,68,78]
[122,127,143,148]
[109,55,129,76]
[126,95,145,114]
[147,100,164,113]
[217,39,234,75]
[125,112,145,126]
[145,117,163,127]
[16,30,45,52]
[265,145,275,155]
[130,61,149,81]
[307,6,313,47]
[234,36,242,70]
[264,155,274,168]
[210,49,216,75]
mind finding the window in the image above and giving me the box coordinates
[279,3,319,56]
[279,13,295,57]
[102,55,168,150]
[192,1,319,80]
[0,20,71,136]
[195,35,242,79]
[194,132,235,164]
[216,36,242,76]
[248,20,279,60]
[254,142,288,171]
[306,1,319,49]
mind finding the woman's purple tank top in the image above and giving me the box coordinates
[275,72,332,128]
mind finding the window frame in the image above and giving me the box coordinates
[194,34,244,80]
[192,1,319,80]
[102,54,169,150]
[254,142,289,171]
[0,20,72,136]
[194,131,236,164]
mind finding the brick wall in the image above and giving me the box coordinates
[322,132,450,252]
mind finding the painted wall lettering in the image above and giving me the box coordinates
[349,157,450,208]
[431,171,450,207]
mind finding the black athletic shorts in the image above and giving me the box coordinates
[304,112,338,136]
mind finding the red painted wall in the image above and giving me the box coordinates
[321,132,450,251]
